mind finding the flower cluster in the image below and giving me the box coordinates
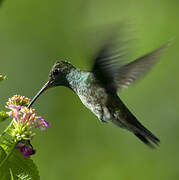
[6,95,30,107]
[7,105,50,140]
[6,95,50,158]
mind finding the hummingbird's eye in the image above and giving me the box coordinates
[52,68,60,76]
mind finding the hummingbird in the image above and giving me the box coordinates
[28,29,169,148]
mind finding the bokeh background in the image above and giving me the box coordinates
[0,0,179,179]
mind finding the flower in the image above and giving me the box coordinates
[5,95,50,158]
[33,117,50,130]
[6,95,50,142]
[16,141,35,158]
[6,95,30,107]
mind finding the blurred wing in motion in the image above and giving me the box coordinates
[92,23,134,94]
[92,25,170,92]
[116,42,170,89]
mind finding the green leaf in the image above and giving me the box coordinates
[0,145,6,161]
[0,111,9,123]
[10,149,40,180]
[0,146,8,179]
[0,147,40,180]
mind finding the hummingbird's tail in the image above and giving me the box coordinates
[132,122,160,148]
[113,116,160,148]
[111,98,160,148]
[114,119,160,148]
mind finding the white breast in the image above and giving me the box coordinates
[78,93,112,122]
[78,94,102,120]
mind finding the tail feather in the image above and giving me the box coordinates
[134,132,158,148]
[113,117,160,148]
[111,97,160,148]
[132,119,160,147]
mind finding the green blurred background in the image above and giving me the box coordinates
[0,0,179,179]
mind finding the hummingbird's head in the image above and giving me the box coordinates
[28,60,75,108]
[49,60,75,87]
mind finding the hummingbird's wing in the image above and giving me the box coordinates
[116,43,170,89]
[92,25,132,94]
[92,35,170,92]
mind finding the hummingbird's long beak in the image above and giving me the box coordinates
[28,79,53,108]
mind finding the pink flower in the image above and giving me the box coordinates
[6,95,50,141]
[6,95,50,158]
[32,118,50,129]
[39,117,50,127]
[8,104,21,110]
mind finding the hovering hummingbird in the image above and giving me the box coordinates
[28,28,169,147]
